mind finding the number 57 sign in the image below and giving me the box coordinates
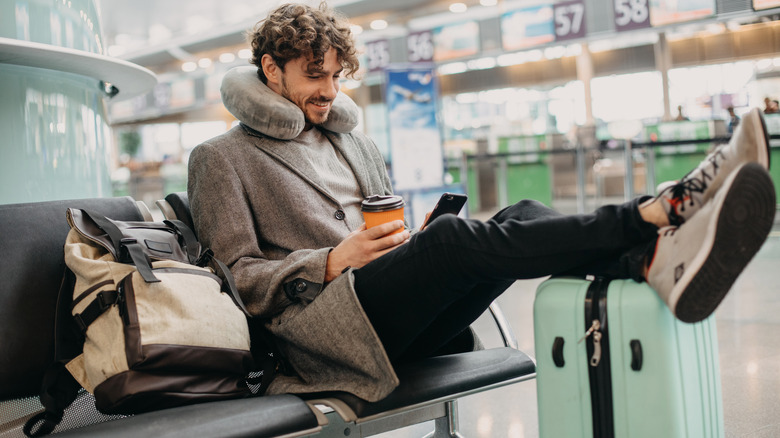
[554,0,586,41]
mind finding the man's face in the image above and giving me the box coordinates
[274,48,342,126]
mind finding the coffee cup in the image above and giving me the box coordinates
[361,195,405,235]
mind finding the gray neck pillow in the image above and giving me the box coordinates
[220,66,359,140]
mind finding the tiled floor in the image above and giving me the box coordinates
[377,215,780,437]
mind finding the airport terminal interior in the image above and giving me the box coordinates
[2,0,780,436]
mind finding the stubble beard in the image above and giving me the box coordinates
[280,76,331,126]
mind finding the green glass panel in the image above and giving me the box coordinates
[0,0,104,53]
[506,162,552,207]
[651,153,708,190]
[0,64,112,204]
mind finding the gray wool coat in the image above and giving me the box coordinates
[187,122,400,401]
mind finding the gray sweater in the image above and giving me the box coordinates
[291,127,364,231]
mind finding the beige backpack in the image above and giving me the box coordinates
[25,209,262,436]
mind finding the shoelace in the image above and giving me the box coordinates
[697,147,726,185]
[663,147,727,224]
[668,177,707,212]
[660,176,707,226]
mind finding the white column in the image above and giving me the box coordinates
[654,32,673,122]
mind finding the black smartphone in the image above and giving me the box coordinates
[421,193,468,229]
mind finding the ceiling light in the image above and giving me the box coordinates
[467,57,496,70]
[455,92,478,104]
[497,52,526,66]
[350,24,363,35]
[370,19,388,30]
[238,49,252,59]
[526,50,543,62]
[182,62,197,72]
[149,24,172,44]
[198,58,212,68]
[543,46,566,60]
[565,44,582,57]
[219,53,236,63]
[726,20,741,31]
[438,62,468,75]
[450,3,467,13]
[480,0,497,5]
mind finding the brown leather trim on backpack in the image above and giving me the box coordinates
[133,344,255,375]
[120,274,143,366]
[152,267,222,286]
[93,370,251,415]
[71,279,115,309]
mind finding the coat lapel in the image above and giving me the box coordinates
[242,125,335,202]
[242,123,382,202]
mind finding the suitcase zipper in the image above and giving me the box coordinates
[579,319,602,366]
[585,277,614,438]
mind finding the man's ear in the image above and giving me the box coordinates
[261,54,281,87]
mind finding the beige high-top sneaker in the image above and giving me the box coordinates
[647,161,775,323]
[653,108,770,226]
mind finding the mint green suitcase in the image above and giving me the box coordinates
[534,277,724,438]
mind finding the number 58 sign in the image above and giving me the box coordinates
[613,0,651,32]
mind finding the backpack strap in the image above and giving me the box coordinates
[214,256,251,318]
[120,240,160,283]
[197,249,251,318]
[24,269,84,437]
[82,210,160,283]
[164,219,201,264]
[72,290,120,334]
[246,319,280,394]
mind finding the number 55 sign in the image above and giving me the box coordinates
[554,0,586,41]
[613,0,651,32]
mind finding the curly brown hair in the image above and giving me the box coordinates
[246,2,360,83]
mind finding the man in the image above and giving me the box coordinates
[727,106,740,134]
[188,3,775,402]
[675,104,690,121]
[764,97,779,114]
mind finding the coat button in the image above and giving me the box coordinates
[334,209,346,220]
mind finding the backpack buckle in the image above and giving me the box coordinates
[73,291,120,334]
[96,291,118,310]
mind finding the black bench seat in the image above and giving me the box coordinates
[1,195,536,438]
[307,347,535,421]
[52,394,319,438]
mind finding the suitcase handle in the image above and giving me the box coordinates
[552,337,565,367]
[630,339,643,371]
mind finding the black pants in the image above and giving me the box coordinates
[353,197,658,363]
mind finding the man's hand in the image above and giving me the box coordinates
[325,220,409,282]
[419,212,432,231]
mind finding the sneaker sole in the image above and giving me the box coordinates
[672,162,775,323]
[751,108,771,170]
